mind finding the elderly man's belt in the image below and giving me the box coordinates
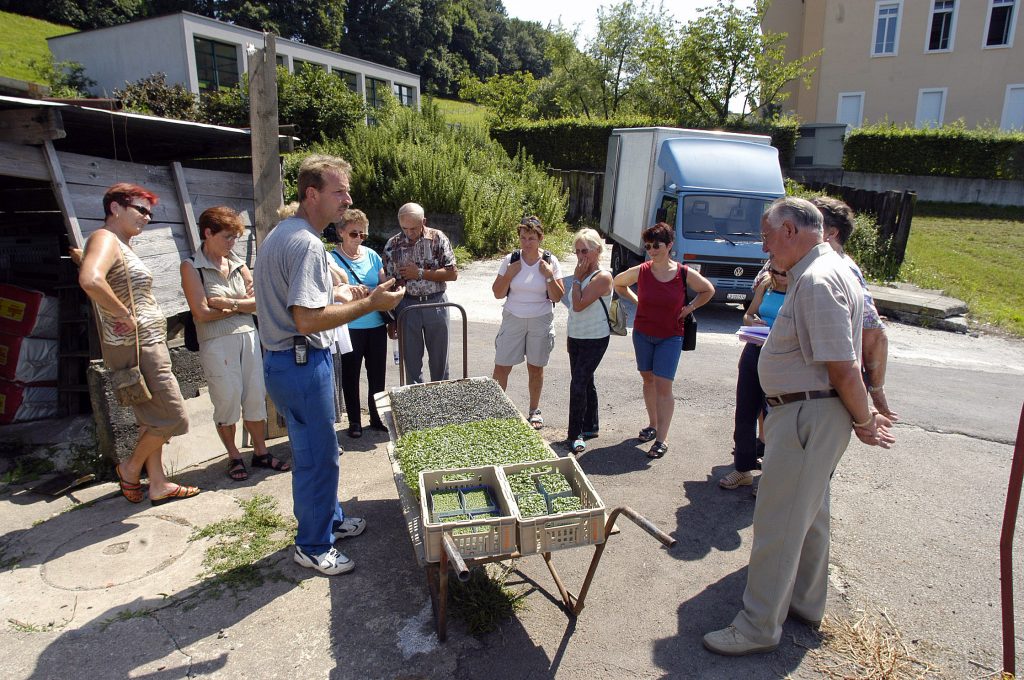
[765,389,838,407]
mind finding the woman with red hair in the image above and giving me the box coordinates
[79,183,199,505]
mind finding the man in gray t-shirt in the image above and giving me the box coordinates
[254,154,404,576]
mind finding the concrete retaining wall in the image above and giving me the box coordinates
[790,168,1024,207]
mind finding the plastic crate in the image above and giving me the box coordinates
[418,465,517,563]
[500,457,606,556]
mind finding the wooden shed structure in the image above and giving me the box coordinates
[0,95,270,421]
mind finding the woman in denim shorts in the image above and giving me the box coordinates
[613,222,715,459]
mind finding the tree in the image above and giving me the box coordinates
[641,0,819,125]
[585,0,662,118]
[537,27,604,119]
[2,0,141,28]
[458,71,539,124]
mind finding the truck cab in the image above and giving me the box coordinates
[602,128,785,303]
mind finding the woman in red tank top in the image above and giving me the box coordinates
[612,222,715,459]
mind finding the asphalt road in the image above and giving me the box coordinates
[3,252,1022,679]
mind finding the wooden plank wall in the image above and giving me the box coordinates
[55,150,255,317]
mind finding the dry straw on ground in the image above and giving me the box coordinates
[808,609,935,679]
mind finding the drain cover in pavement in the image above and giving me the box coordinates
[41,515,193,590]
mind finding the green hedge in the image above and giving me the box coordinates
[491,117,799,172]
[844,123,1024,180]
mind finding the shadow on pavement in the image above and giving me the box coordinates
[651,567,822,679]
[668,464,755,562]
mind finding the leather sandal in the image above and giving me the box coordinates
[114,463,144,504]
[647,441,668,459]
[227,457,248,481]
[251,453,291,472]
[150,484,200,506]
[638,426,657,443]
[528,409,544,430]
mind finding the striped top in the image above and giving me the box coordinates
[94,237,166,347]
[567,270,612,340]
[192,247,255,344]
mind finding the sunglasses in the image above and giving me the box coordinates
[769,267,787,277]
[574,248,590,255]
[643,242,666,251]
[348,231,367,240]
[125,203,152,218]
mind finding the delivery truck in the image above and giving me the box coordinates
[600,127,786,303]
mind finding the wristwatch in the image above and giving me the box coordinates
[546,277,555,283]
[417,267,424,280]
[231,300,239,312]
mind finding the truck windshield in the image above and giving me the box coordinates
[680,195,769,242]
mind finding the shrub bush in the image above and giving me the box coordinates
[284,102,568,257]
[491,117,799,171]
[844,122,1024,180]
[785,180,899,281]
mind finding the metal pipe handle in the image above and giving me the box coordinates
[442,534,471,582]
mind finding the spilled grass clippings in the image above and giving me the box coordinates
[396,418,554,496]
[448,562,527,636]
[189,495,296,589]
[811,610,934,679]
[100,608,154,631]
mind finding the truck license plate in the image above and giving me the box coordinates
[727,293,747,301]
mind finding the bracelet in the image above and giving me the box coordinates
[867,384,885,393]
[852,414,874,428]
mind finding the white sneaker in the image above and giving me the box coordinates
[294,545,354,575]
[332,516,366,540]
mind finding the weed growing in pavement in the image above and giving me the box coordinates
[100,608,154,631]
[189,495,296,589]
[448,561,527,636]
[8,618,58,633]
[0,545,20,571]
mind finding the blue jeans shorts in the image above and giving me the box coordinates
[633,330,683,380]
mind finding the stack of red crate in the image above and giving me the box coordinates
[0,284,60,424]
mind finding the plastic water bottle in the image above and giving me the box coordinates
[392,339,400,365]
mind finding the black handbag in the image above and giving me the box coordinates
[682,265,697,351]
[182,259,203,352]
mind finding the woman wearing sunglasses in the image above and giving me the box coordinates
[180,206,289,481]
[329,209,389,438]
[561,228,614,455]
[720,262,788,492]
[613,222,715,459]
[79,183,198,505]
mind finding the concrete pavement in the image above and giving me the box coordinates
[0,255,1022,678]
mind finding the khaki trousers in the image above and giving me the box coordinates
[732,397,852,646]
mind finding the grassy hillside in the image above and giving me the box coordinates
[0,11,74,84]
[431,97,488,127]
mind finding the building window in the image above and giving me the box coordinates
[276,55,285,68]
[293,60,323,75]
[333,69,358,93]
[915,88,947,127]
[873,1,902,55]
[194,37,239,92]
[927,0,956,51]
[985,0,1017,47]
[366,78,389,108]
[836,92,865,128]
[1002,84,1024,130]
[393,83,414,107]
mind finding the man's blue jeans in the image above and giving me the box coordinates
[264,347,344,555]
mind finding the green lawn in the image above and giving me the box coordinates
[0,11,73,84]
[901,202,1024,335]
[431,97,489,127]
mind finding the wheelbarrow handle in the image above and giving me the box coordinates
[442,534,471,582]
[607,506,677,548]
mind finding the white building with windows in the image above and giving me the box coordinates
[763,0,1023,130]
[48,11,420,109]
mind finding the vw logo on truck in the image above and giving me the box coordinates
[601,127,785,304]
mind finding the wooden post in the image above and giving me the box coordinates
[250,33,282,248]
[249,33,288,439]
[170,161,202,255]
[891,191,916,269]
